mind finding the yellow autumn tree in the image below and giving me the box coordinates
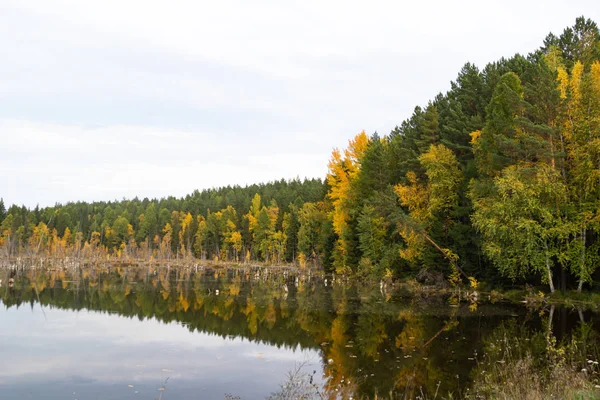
[162,223,172,259]
[29,222,50,256]
[228,231,243,261]
[326,130,369,272]
[557,59,600,291]
[178,212,193,258]
[395,144,465,276]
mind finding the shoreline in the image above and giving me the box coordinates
[2,257,599,311]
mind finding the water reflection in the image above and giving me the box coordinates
[1,264,599,399]
[1,306,318,399]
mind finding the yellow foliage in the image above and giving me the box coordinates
[179,293,190,312]
[267,202,279,229]
[544,45,564,71]
[469,276,479,290]
[470,130,481,145]
[162,223,172,240]
[297,252,307,269]
[420,144,463,216]
[245,194,262,233]
[127,224,134,237]
[384,268,393,279]
[570,61,584,106]
[326,131,369,269]
[395,172,430,223]
[180,212,193,231]
[63,227,72,242]
[395,144,462,266]
[398,225,425,261]
[537,290,545,299]
[557,67,569,99]
[448,265,461,286]
[229,231,243,253]
[591,61,600,96]
[229,283,241,296]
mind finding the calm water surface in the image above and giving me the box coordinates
[0,265,599,399]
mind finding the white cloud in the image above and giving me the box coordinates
[0,0,599,207]
[0,119,328,206]
[0,305,320,395]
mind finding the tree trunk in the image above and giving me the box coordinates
[578,226,586,293]
[545,254,555,293]
[543,240,555,293]
[422,232,469,280]
[547,305,555,341]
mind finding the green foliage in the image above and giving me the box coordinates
[357,204,387,269]
[282,205,299,261]
[471,164,569,288]
[297,202,327,261]
[0,198,6,223]
[3,18,600,291]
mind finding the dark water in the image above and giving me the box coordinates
[0,265,599,399]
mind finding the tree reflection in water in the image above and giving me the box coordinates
[2,264,600,398]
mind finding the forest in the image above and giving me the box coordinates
[2,17,600,293]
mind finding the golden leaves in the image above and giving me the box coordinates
[557,67,569,99]
[470,130,482,145]
[395,171,430,223]
[397,225,425,261]
[326,131,370,270]
[395,145,462,264]
[591,61,600,97]
[570,61,584,106]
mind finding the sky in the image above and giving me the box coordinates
[1,0,599,208]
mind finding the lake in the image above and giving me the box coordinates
[0,264,599,399]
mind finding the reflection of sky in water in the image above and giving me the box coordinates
[0,304,322,399]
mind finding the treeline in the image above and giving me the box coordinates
[0,179,328,265]
[2,17,600,291]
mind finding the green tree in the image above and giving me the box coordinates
[111,215,132,247]
[283,204,300,261]
[137,202,158,244]
[297,202,327,261]
[471,164,570,292]
[194,215,208,259]
[472,72,525,177]
[256,207,272,260]
[0,198,6,223]
[395,144,464,275]
[357,204,387,274]
[355,133,389,196]
[415,103,440,154]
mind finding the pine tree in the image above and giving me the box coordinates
[0,198,6,223]
[415,103,440,154]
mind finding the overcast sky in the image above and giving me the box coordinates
[1,1,598,208]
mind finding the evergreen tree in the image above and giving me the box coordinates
[283,204,300,262]
[0,198,6,223]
